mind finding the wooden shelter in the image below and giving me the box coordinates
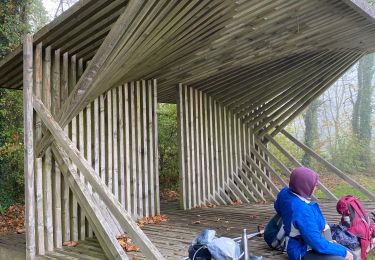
[1,0,375,259]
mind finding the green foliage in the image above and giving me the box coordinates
[268,127,304,171]
[0,0,47,209]
[0,89,24,209]
[158,104,179,190]
[329,134,372,173]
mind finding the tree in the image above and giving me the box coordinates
[302,99,320,167]
[54,0,77,18]
[352,54,375,166]
[0,0,48,211]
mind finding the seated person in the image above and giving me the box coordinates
[274,166,354,260]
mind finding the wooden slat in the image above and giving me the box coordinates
[118,85,125,207]
[112,88,119,199]
[86,101,93,238]
[142,81,149,216]
[23,34,36,260]
[70,55,78,242]
[177,84,186,209]
[130,82,137,216]
[264,134,337,200]
[61,51,70,243]
[42,46,54,251]
[281,129,375,201]
[107,90,113,191]
[136,82,143,217]
[124,83,131,213]
[34,42,45,256]
[148,81,155,216]
[52,49,62,248]
[153,79,160,215]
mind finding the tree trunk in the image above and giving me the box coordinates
[352,54,375,165]
[302,99,320,167]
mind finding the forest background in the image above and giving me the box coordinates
[1,0,375,214]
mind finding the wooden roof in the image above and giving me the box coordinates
[1,0,375,119]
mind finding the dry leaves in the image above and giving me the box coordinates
[192,220,201,224]
[117,234,140,252]
[0,204,25,235]
[160,189,179,201]
[198,203,216,208]
[63,241,78,247]
[232,199,242,205]
[137,215,168,228]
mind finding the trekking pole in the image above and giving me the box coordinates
[241,229,249,260]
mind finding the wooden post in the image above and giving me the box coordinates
[177,84,186,209]
[34,42,45,255]
[61,52,70,243]
[124,83,131,213]
[148,81,155,216]
[153,80,160,215]
[52,48,62,248]
[42,45,54,251]
[23,33,36,260]
[142,81,149,216]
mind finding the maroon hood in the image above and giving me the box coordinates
[289,167,319,199]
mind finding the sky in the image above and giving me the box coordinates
[42,0,59,19]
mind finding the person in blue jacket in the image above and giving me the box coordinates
[274,167,354,260]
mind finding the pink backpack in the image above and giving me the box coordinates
[337,195,375,260]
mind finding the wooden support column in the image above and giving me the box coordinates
[42,45,54,251]
[52,48,62,248]
[23,33,36,260]
[61,52,70,243]
[34,42,45,256]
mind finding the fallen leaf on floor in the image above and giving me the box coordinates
[199,204,216,208]
[16,228,25,234]
[137,215,168,228]
[193,220,201,224]
[232,199,242,205]
[0,204,25,235]
[63,241,78,247]
[160,189,179,201]
[214,218,221,222]
[117,234,140,252]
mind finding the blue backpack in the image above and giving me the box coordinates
[264,214,287,251]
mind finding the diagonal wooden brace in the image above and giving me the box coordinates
[33,97,165,260]
[52,144,128,260]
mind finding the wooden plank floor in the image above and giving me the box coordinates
[1,200,375,259]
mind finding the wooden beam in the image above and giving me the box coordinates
[281,129,375,201]
[264,134,337,201]
[23,33,36,260]
[33,97,165,260]
[51,145,128,260]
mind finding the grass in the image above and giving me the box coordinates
[315,174,375,201]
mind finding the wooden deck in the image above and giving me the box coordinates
[1,200,375,259]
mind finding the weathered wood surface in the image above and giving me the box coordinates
[33,97,164,260]
[3,201,375,259]
[178,85,273,209]
[23,33,36,260]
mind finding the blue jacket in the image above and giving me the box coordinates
[274,187,347,260]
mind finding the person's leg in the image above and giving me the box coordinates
[302,251,345,260]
